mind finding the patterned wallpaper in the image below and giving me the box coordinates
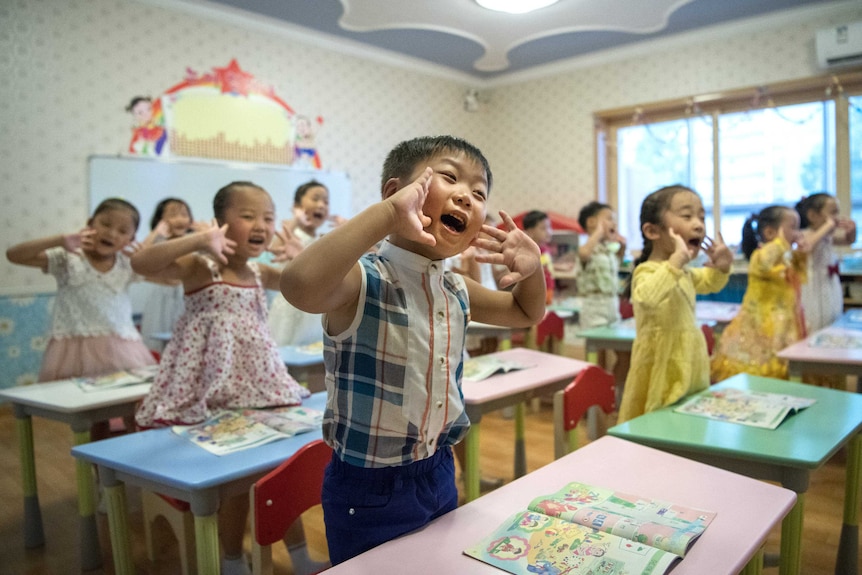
[0,0,859,388]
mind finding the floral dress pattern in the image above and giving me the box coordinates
[136,256,308,427]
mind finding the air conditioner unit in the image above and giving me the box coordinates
[816,22,862,69]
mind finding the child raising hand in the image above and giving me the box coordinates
[131,181,311,575]
[281,135,546,565]
[711,205,822,382]
[617,185,732,423]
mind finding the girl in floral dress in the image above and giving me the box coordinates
[132,181,313,575]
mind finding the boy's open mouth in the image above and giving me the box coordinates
[688,237,701,249]
[440,213,466,233]
[249,237,265,245]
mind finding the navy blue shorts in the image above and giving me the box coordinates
[322,446,458,565]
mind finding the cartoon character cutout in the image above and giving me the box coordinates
[293,114,322,169]
[126,96,167,156]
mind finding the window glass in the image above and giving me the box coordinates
[717,101,832,247]
[617,118,713,252]
[850,96,862,229]
[616,101,834,253]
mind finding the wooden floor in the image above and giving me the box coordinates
[0,384,854,574]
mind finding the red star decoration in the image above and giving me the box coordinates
[213,59,254,96]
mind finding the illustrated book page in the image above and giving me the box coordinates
[465,481,715,575]
[674,388,815,429]
[75,364,159,392]
[463,355,532,382]
[172,405,323,455]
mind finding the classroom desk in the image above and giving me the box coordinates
[0,377,152,571]
[460,347,591,502]
[278,343,325,393]
[578,300,738,352]
[325,435,797,575]
[777,311,862,391]
[608,373,862,575]
[70,392,327,575]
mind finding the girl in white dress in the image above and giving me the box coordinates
[796,192,857,333]
[139,197,199,352]
[268,180,346,346]
[6,198,156,440]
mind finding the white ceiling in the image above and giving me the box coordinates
[143,0,839,83]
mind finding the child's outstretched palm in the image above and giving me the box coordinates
[474,210,541,288]
[201,220,236,264]
[389,167,435,246]
[702,233,732,272]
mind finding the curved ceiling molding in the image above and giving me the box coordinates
[338,0,695,71]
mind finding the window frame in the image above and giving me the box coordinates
[594,71,862,247]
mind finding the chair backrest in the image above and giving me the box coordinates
[701,323,715,357]
[536,311,565,351]
[553,365,615,459]
[252,439,332,547]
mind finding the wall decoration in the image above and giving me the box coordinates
[126,96,168,156]
[126,59,322,167]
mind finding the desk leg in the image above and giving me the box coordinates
[73,430,102,571]
[740,548,764,575]
[779,492,805,575]
[16,415,44,548]
[195,512,221,574]
[465,424,481,502]
[835,433,860,575]
[514,403,526,478]
[101,478,134,575]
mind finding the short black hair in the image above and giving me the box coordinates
[578,202,612,230]
[213,181,267,223]
[91,198,141,232]
[381,135,492,195]
[522,210,548,231]
[150,197,192,231]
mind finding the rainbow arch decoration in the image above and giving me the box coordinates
[127,60,322,167]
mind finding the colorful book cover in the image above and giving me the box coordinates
[674,388,815,429]
[74,364,159,392]
[465,481,714,574]
[172,406,323,455]
[463,355,532,382]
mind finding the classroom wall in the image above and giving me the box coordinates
[2,0,859,388]
[482,1,862,214]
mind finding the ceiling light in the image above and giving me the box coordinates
[475,0,560,14]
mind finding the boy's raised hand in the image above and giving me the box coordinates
[388,167,435,246]
[201,219,236,264]
[702,233,732,273]
[473,210,541,288]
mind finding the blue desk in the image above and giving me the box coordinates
[71,392,326,575]
[279,344,325,392]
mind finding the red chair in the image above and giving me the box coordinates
[701,323,715,356]
[251,439,332,575]
[535,311,565,353]
[553,365,616,459]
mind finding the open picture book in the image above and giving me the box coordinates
[172,405,323,455]
[463,354,532,382]
[674,388,815,429]
[74,364,159,392]
[465,481,715,575]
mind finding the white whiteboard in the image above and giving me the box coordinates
[88,155,352,237]
[89,155,352,314]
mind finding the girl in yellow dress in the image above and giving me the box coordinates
[710,205,826,382]
[617,185,732,423]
